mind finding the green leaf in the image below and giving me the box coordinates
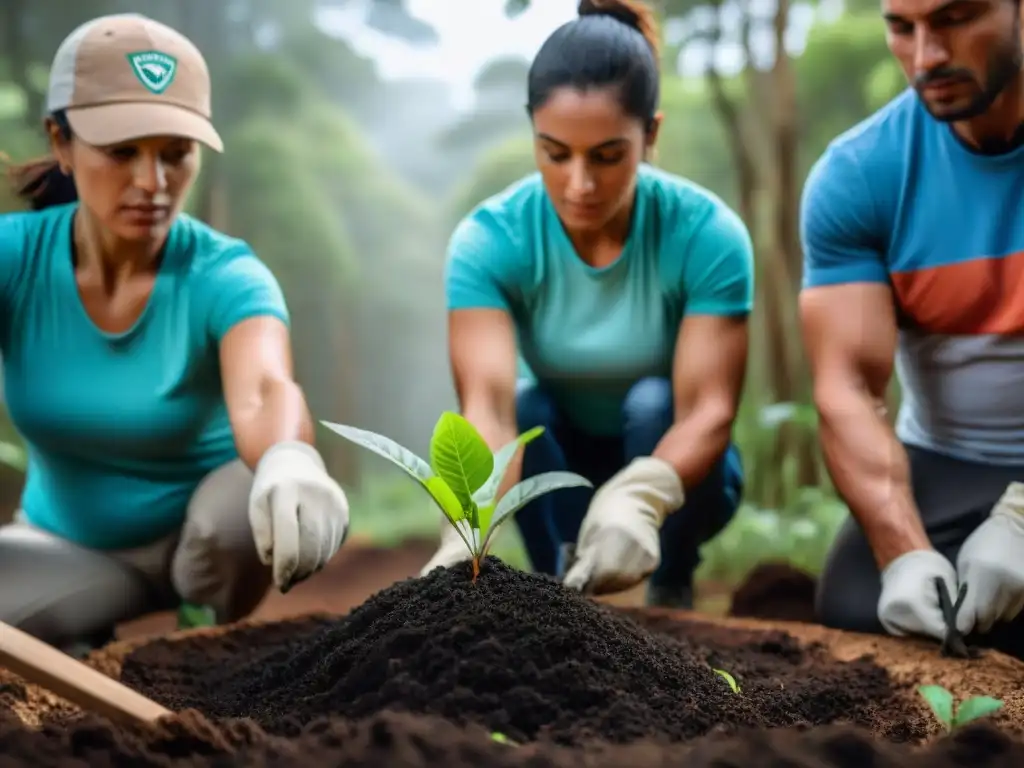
[477,502,496,537]
[177,603,216,630]
[954,696,1003,727]
[320,421,432,482]
[429,412,494,507]
[0,441,26,472]
[491,731,519,746]
[481,471,592,553]
[918,685,955,730]
[425,476,465,524]
[472,426,545,506]
[712,668,740,694]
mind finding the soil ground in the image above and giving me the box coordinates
[2,544,1022,767]
[115,537,740,641]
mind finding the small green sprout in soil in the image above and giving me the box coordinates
[322,411,592,580]
[713,668,741,694]
[917,684,1003,732]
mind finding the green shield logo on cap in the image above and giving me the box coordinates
[126,50,178,94]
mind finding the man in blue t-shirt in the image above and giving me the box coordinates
[0,13,349,654]
[800,0,1024,657]
[417,2,754,607]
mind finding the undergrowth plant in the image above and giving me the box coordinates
[322,412,592,579]
[917,685,1003,732]
[713,668,741,694]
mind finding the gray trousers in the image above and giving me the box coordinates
[816,444,1024,659]
[0,459,271,652]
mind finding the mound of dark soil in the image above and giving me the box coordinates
[119,558,925,747]
[729,562,819,623]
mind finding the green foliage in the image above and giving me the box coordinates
[696,488,848,585]
[474,56,531,92]
[0,441,26,472]
[176,602,217,630]
[322,412,593,575]
[864,59,907,112]
[918,685,1003,732]
[713,668,741,694]
[446,134,536,226]
[490,731,519,746]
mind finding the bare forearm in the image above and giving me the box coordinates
[234,379,315,469]
[818,390,929,569]
[653,404,733,489]
[462,400,521,494]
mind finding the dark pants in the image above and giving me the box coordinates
[513,377,743,608]
[816,444,1024,659]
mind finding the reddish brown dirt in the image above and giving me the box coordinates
[116,536,438,641]
[2,548,1023,766]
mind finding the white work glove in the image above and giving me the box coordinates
[955,482,1024,635]
[249,440,350,592]
[563,456,685,595]
[877,549,958,641]
[419,515,472,576]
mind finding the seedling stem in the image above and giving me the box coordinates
[321,412,593,581]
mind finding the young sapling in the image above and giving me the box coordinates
[917,684,1003,732]
[321,411,592,580]
[713,668,741,694]
[490,731,519,746]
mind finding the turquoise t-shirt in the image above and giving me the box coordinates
[444,164,754,436]
[0,203,289,550]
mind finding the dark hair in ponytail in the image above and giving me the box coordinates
[526,0,661,127]
[5,110,78,211]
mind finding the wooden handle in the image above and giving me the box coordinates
[0,620,172,726]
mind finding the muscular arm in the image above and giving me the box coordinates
[799,145,928,570]
[654,315,747,487]
[655,202,753,486]
[800,285,928,568]
[220,316,315,470]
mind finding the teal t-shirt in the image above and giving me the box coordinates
[444,164,754,436]
[0,203,289,550]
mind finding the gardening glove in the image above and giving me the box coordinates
[419,515,472,576]
[249,440,350,592]
[877,548,958,641]
[954,482,1024,635]
[563,456,685,595]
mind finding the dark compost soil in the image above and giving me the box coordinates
[1,705,1023,768]
[728,562,819,623]
[1,557,1021,767]
[117,558,919,746]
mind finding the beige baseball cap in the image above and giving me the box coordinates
[45,13,223,152]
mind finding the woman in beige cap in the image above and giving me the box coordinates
[0,14,350,656]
